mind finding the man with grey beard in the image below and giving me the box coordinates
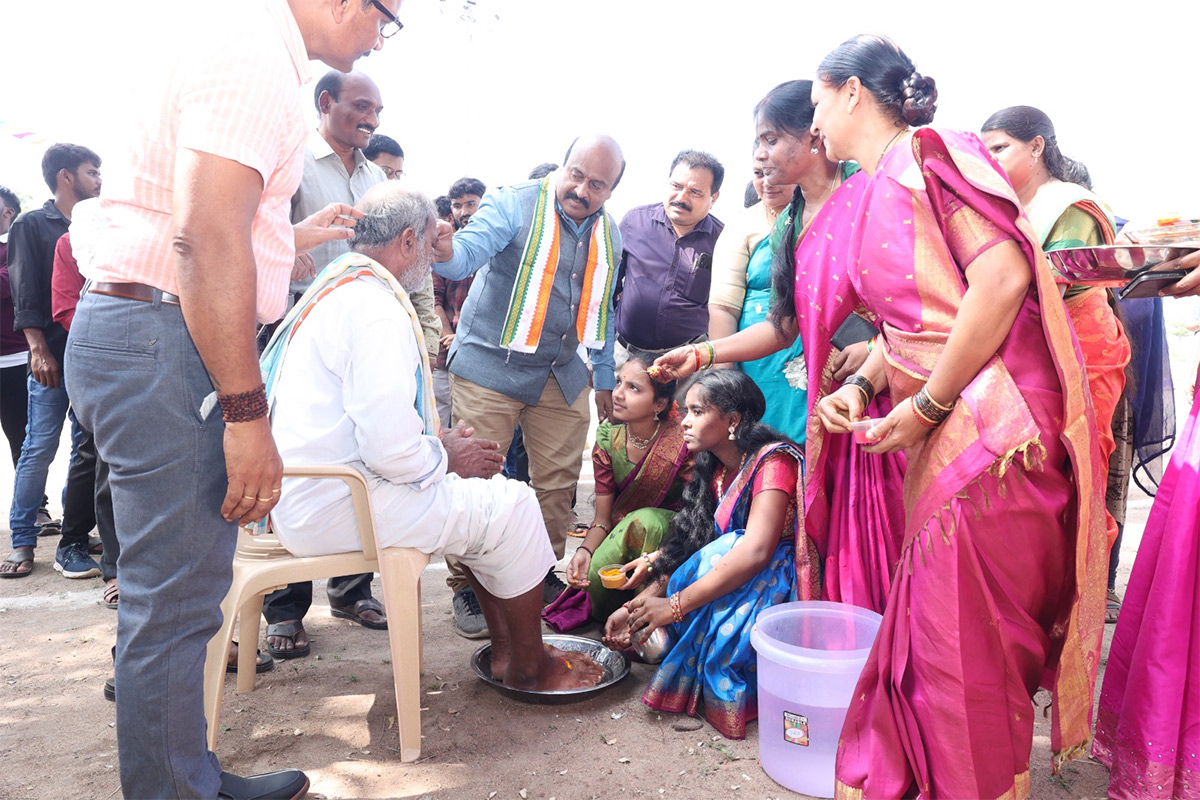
[264,183,604,694]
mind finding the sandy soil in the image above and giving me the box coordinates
[0,422,1144,800]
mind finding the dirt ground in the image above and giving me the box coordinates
[0,423,1144,800]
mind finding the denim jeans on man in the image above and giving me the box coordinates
[66,291,234,798]
[7,373,81,549]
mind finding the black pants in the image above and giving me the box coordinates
[57,419,100,549]
[262,574,375,624]
[1,363,27,466]
[95,456,119,581]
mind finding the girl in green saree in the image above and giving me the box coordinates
[566,350,692,621]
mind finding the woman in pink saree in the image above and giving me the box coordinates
[1092,251,1200,798]
[806,36,1108,799]
[653,79,906,614]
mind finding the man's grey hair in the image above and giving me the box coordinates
[351,183,436,251]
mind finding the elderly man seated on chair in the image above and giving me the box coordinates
[262,182,602,691]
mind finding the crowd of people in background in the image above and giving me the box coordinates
[1,3,1198,799]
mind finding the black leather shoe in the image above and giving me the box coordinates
[217,769,310,800]
[103,677,115,702]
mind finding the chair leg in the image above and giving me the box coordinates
[378,550,424,763]
[204,573,244,752]
[236,594,267,694]
[417,577,425,674]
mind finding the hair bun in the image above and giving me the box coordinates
[900,72,938,126]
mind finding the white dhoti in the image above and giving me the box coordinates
[273,471,553,600]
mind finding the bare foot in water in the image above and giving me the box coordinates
[504,649,605,691]
[490,640,511,680]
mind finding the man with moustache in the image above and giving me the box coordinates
[3,144,102,581]
[263,68,405,657]
[614,150,724,359]
[63,1,404,796]
[432,136,624,638]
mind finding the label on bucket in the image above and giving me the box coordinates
[783,711,809,746]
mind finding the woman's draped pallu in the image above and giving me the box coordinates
[641,442,817,740]
[1027,180,1131,551]
[792,130,1106,800]
[585,420,691,621]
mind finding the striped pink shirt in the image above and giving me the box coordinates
[89,0,310,323]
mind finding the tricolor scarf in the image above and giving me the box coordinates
[260,251,440,437]
[500,173,618,353]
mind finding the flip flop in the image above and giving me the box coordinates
[567,523,590,539]
[0,547,34,579]
[330,597,388,630]
[102,578,120,609]
[265,620,311,660]
[227,645,275,674]
[1106,589,1122,625]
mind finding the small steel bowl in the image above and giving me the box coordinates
[470,634,630,704]
[632,626,675,664]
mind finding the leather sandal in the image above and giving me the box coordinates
[0,547,34,579]
[265,620,311,659]
[330,597,388,630]
[103,578,120,609]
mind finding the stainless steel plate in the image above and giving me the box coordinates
[1046,244,1196,286]
[470,634,631,704]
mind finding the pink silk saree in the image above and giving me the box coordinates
[793,171,907,614]
[1092,361,1200,800]
[792,129,1107,800]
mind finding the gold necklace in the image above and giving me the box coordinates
[628,421,661,450]
[875,129,906,172]
[715,453,748,497]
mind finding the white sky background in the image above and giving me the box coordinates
[2,0,1197,225]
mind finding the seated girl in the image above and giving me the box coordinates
[565,350,691,622]
[604,370,819,740]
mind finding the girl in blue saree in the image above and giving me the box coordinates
[604,370,818,739]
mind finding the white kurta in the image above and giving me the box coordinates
[270,276,554,599]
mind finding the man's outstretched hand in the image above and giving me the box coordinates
[441,421,505,478]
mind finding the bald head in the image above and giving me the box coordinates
[556,134,625,222]
[352,182,437,292]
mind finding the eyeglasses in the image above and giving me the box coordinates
[381,166,405,180]
[370,0,404,38]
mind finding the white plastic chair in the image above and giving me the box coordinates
[203,464,429,762]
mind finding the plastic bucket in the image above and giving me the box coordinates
[750,601,882,798]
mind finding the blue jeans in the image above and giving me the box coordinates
[66,292,234,799]
[8,373,79,549]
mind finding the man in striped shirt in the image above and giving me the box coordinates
[64,2,404,798]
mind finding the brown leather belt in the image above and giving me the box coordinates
[90,281,181,306]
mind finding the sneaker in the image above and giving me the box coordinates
[542,569,568,607]
[452,586,489,639]
[54,543,101,579]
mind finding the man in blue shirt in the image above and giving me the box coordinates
[615,150,724,355]
[432,134,624,638]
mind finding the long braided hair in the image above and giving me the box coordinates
[655,371,790,576]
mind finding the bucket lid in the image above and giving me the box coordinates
[751,601,882,671]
